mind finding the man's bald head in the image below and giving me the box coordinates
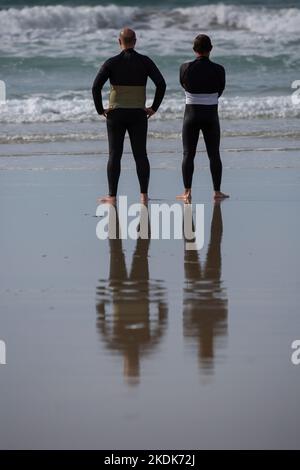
[119,28,136,49]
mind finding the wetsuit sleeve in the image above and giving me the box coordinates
[145,57,166,112]
[180,63,189,89]
[218,65,226,97]
[92,61,110,115]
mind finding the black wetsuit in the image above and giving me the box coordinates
[92,48,166,196]
[180,56,225,191]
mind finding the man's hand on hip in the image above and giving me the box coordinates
[145,107,156,119]
[102,109,110,118]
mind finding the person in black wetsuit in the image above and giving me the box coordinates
[176,34,229,202]
[92,28,166,204]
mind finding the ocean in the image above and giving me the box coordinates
[0,0,300,145]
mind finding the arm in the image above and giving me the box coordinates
[218,65,226,97]
[180,63,189,89]
[92,61,110,115]
[145,57,166,113]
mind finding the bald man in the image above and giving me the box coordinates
[92,28,166,204]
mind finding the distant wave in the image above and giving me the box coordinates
[0,5,137,34]
[1,0,296,7]
[0,4,300,36]
[0,94,299,124]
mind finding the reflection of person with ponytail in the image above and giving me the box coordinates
[183,202,228,374]
[96,206,167,386]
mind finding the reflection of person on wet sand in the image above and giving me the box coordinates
[183,202,228,373]
[96,207,167,386]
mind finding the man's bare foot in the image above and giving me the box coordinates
[176,189,192,203]
[96,195,116,205]
[214,191,229,200]
[140,193,148,204]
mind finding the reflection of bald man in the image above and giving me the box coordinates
[96,209,167,385]
[92,28,166,205]
[183,203,228,373]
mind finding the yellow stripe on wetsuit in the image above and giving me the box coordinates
[109,85,146,109]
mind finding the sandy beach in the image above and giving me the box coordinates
[1,131,300,449]
[1,0,300,452]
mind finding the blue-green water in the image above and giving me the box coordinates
[0,0,300,140]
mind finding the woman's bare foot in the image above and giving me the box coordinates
[140,193,148,204]
[214,191,229,200]
[176,189,191,203]
[96,195,116,205]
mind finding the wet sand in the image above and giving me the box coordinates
[0,141,300,449]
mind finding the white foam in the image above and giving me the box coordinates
[173,4,300,35]
[0,4,299,37]
[0,94,299,124]
[0,5,138,34]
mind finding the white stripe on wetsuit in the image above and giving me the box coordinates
[185,91,218,105]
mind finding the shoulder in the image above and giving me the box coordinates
[180,61,193,73]
[210,60,225,73]
[102,53,123,68]
[135,52,161,73]
[180,60,193,68]
[136,52,155,66]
